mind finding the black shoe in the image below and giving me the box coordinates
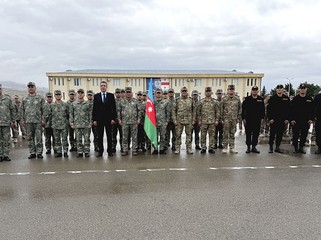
[268,145,273,153]
[299,148,306,154]
[293,148,300,154]
[152,150,158,155]
[246,147,251,153]
[141,147,147,152]
[63,152,68,158]
[218,145,224,149]
[3,156,11,161]
[275,147,283,154]
[208,149,215,154]
[94,147,99,152]
[200,149,206,154]
[70,147,77,152]
[108,153,113,157]
[96,152,103,157]
[37,154,44,159]
[77,153,83,158]
[85,153,90,158]
[171,147,176,151]
[195,146,201,150]
[251,147,260,154]
[46,150,51,154]
[315,148,321,154]
[159,150,166,154]
[214,144,218,149]
[28,154,36,159]
[112,148,116,153]
[54,153,62,158]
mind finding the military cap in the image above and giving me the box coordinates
[120,89,125,93]
[163,90,168,94]
[228,85,235,90]
[87,90,94,95]
[168,88,174,93]
[299,83,307,89]
[77,88,85,93]
[27,82,35,86]
[46,92,52,97]
[216,89,223,94]
[136,91,143,95]
[115,88,121,93]
[276,84,284,89]
[205,87,212,92]
[155,88,162,93]
[192,90,199,95]
[181,86,188,91]
[54,90,61,95]
[14,94,19,99]
[142,92,147,96]
[69,89,76,94]
[125,87,132,92]
[251,86,259,90]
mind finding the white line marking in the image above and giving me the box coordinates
[67,171,82,174]
[169,168,187,171]
[0,173,7,176]
[312,165,321,168]
[147,168,166,172]
[265,166,275,169]
[209,167,218,170]
[289,166,298,168]
[115,170,127,172]
[103,170,110,173]
[9,172,30,176]
[82,170,100,173]
[39,172,56,175]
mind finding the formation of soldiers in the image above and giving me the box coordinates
[0,82,321,162]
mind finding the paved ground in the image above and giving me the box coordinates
[1,132,321,240]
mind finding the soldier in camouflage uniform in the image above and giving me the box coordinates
[43,92,55,154]
[69,89,92,158]
[136,91,146,152]
[87,90,98,152]
[67,89,77,152]
[214,89,224,149]
[0,84,16,162]
[172,86,196,154]
[165,88,176,151]
[112,88,123,152]
[11,95,26,142]
[220,85,242,154]
[118,87,141,156]
[191,90,201,150]
[153,88,170,154]
[20,82,45,159]
[49,90,69,158]
[198,87,219,154]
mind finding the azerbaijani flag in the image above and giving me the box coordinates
[144,78,158,149]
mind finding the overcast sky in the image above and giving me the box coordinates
[1,0,321,90]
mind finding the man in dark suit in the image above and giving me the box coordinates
[92,80,117,157]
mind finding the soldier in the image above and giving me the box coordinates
[67,89,77,152]
[50,90,69,158]
[315,91,321,154]
[112,88,123,152]
[267,84,291,153]
[20,82,45,159]
[241,86,265,154]
[153,88,170,154]
[0,84,15,162]
[136,91,146,152]
[221,85,241,154]
[118,87,141,156]
[198,87,219,154]
[87,90,98,152]
[69,89,92,158]
[214,89,224,149]
[43,92,55,154]
[142,92,147,101]
[163,90,168,99]
[172,86,195,154]
[290,83,314,154]
[165,88,176,151]
[11,95,26,142]
[191,90,201,150]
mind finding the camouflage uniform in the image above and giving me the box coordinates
[165,89,176,150]
[43,93,55,154]
[198,88,219,151]
[221,89,242,151]
[67,90,77,151]
[87,90,98,152]
[172,87,196,153]
[137,92,146,151]
[112,90,123,152]
[0,87,15,161]
[191,90,201,149]
[69,96,92,155]
[11,96,26,140]
[49,91,69,155]
[118,87,141,154]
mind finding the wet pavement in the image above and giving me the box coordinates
[1,132,321,239]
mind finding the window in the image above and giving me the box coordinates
[74,78,81,86]
[113,79,120,87]
[194,79,201,87]
[63,92,65,100]
[54,78,57,85]
[231,79,239,86]
[247,79,250,86]
[254,79,257,86]
[58,78,61,86]
[62,78,64,86]
[251,79,253,86]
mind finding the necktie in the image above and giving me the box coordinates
[103,93,106,103]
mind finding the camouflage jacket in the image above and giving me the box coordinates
[12,100,21,121]
[155,98,170,126]
[137,100,146,123]
[69,100,92,128]
[49,101,69,129]
[43,102,52,128]
[118,97,141,124]
[20,94,45,123]
[0,94,15,126]
[167,97,176,122]
[220,95,242,121]
[198,97,219,124]
[115,97,123,122]
[172,96,196,124]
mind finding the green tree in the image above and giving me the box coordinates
[261,86,266,96]
[284,83,295,96]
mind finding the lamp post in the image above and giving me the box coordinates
[286,77,294,96]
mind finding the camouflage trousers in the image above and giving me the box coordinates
[200,123,215,150]
[175,123,192,150]
[0,126,11,157]
[68,126,76,148]
[157,124,167,151]
[44,127,55,151]
[112,123,122,150]
[26,123,43,154]
[12,120,26,138]
[75,128,91,153]
[122,124,137,152]
[223,119,237,149]
[53,128,69,154]
[165,121,176,148]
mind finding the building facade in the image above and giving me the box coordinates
[46,69,264,100]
